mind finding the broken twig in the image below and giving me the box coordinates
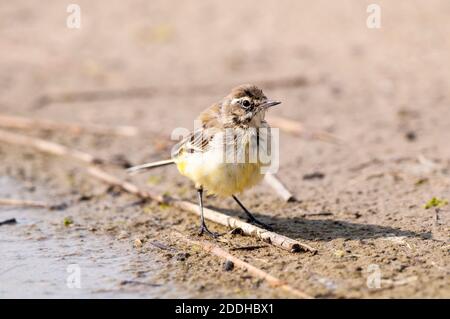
[88,166,316,253]
[174,232,313,299]
[0,114,140,137]
[0,198,65,210]
[0,218,17,226]
[264,174,296,202]
[0,198,49,208]
[0,129,102,165]
[1,129,317,253]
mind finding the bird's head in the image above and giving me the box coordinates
[221,84,281,128]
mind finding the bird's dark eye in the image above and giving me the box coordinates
[242,100,251,108]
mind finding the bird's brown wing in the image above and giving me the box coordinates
[172,103,224,158]
[171,127,218,158]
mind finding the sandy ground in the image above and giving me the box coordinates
[0,0,449,298]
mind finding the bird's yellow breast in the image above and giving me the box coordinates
[174,133,266,197]
[176,157,264,197]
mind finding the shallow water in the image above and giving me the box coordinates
[0,177,175,298]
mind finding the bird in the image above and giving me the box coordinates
[127,84,281,237]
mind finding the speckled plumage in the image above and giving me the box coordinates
[172,84,279,197]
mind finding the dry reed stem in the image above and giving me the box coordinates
[88,166,317,253]
[174,232,313,299]
[0,198,49,208]
[0,129,101,164]
[0,114,139,137]
[0,128,317,253]
[264,174,296,202]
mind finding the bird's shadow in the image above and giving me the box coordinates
[207,205,430,241]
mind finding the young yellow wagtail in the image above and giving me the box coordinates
[127,84,281,237]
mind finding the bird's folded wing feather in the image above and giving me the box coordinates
[172,127,258,161]
[172,128,217,157]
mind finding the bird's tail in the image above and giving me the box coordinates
[126,159,175,175]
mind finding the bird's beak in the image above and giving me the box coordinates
[260,100,281,109]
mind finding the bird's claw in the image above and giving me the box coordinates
[198,226,220,238]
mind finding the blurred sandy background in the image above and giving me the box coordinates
[0,1,449,298]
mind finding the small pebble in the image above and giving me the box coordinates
[134,238,143,248]
[223,260,234,271]
[405,131,417,141]
[175,252,190,261]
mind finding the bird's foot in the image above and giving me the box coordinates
[198,225,220,238]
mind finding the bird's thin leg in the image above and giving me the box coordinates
[197,188,218,238]
[232,195,273,230]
